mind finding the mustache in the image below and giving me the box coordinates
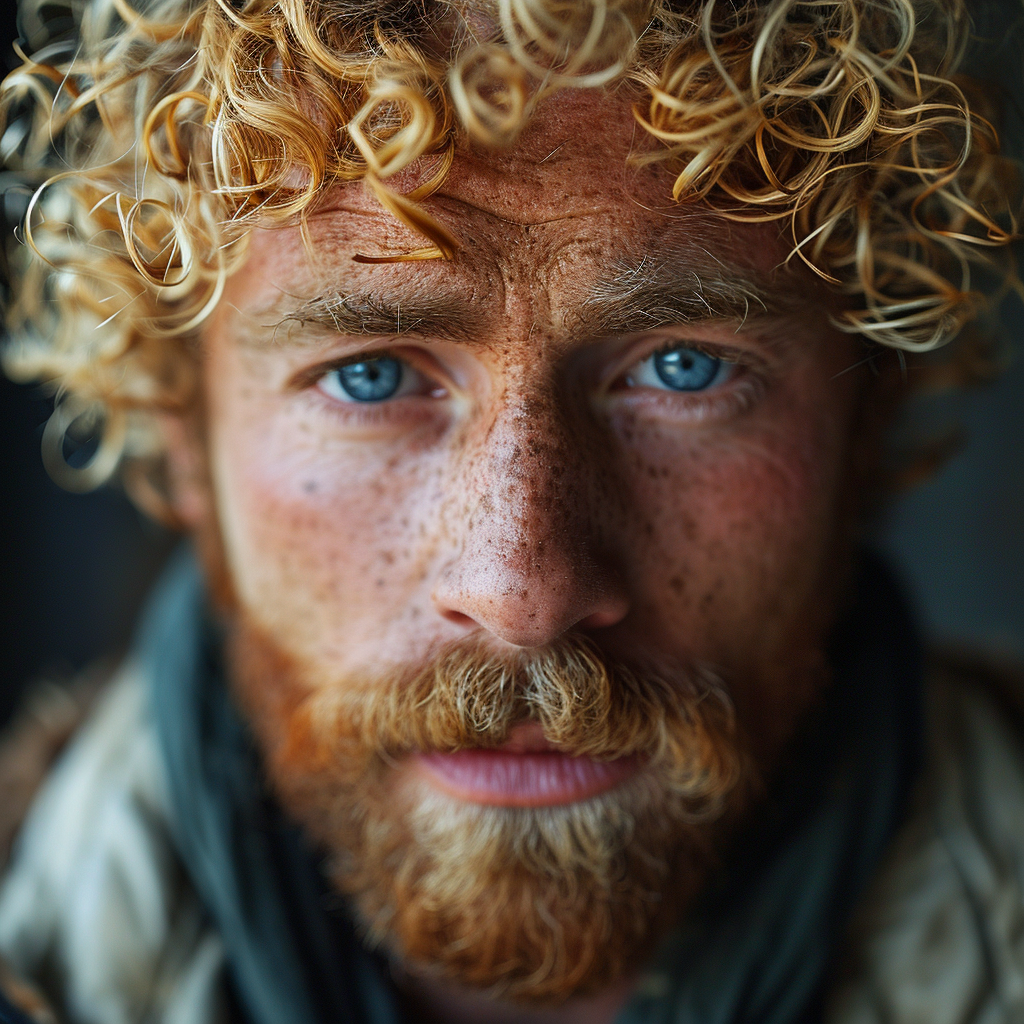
[276,632,743,817]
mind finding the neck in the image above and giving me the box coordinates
[395,965,635,1024]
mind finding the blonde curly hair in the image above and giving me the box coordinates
[0,0,1018,492]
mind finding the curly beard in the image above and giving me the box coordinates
[229,624,752,1005]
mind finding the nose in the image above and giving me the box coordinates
[431,393,629,648]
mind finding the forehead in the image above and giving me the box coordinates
[234,91,800,321]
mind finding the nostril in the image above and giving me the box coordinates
[578,601,630,632]
[441,609,478,629]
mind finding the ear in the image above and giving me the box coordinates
[847,346,909,508]
[153,407,214,532]
[861,346,906,435]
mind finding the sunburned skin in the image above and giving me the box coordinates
[164,89,893,1023]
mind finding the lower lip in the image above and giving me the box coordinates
[414,750,641,807]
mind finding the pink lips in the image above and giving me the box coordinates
[414,723,640,807]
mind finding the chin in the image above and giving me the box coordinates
[297,762,736,1003]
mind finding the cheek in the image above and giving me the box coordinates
[622,395,854,661]
[204,353,444,661]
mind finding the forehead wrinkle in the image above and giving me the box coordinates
[438,195,629,230]
[307,185,625,243]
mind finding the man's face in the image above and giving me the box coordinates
[175,92,876,1003]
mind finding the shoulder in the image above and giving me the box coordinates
[0,664,226,1024]
[0,673,108,877]
[0,665,170,949]
[827,648,1024,1024]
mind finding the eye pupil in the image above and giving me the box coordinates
[336,357,402,401]
[653,348,719,391]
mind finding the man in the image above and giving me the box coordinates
[0,0,1022,1022]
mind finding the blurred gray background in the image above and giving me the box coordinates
[875,0,1024,665]
[876,309,1024,663]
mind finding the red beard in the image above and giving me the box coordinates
[228,623,754,1004]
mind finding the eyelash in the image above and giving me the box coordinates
[606,339,764,420]
[622,372,762,422]
[288,350,443,430]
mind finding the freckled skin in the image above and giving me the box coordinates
[165,89,885,1024]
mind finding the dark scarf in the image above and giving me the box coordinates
[142,548,921,1024]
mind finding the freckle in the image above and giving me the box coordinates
[381,551,395,564]
[670,575,685,595]
[375,578,385,588]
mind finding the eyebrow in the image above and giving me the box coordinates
[576,256,796,339]
[267,291,486,345]
[253,254,800,348]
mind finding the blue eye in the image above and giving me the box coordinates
[325,357,403,402]
[653,348,722,391]
[627,346,733,393]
